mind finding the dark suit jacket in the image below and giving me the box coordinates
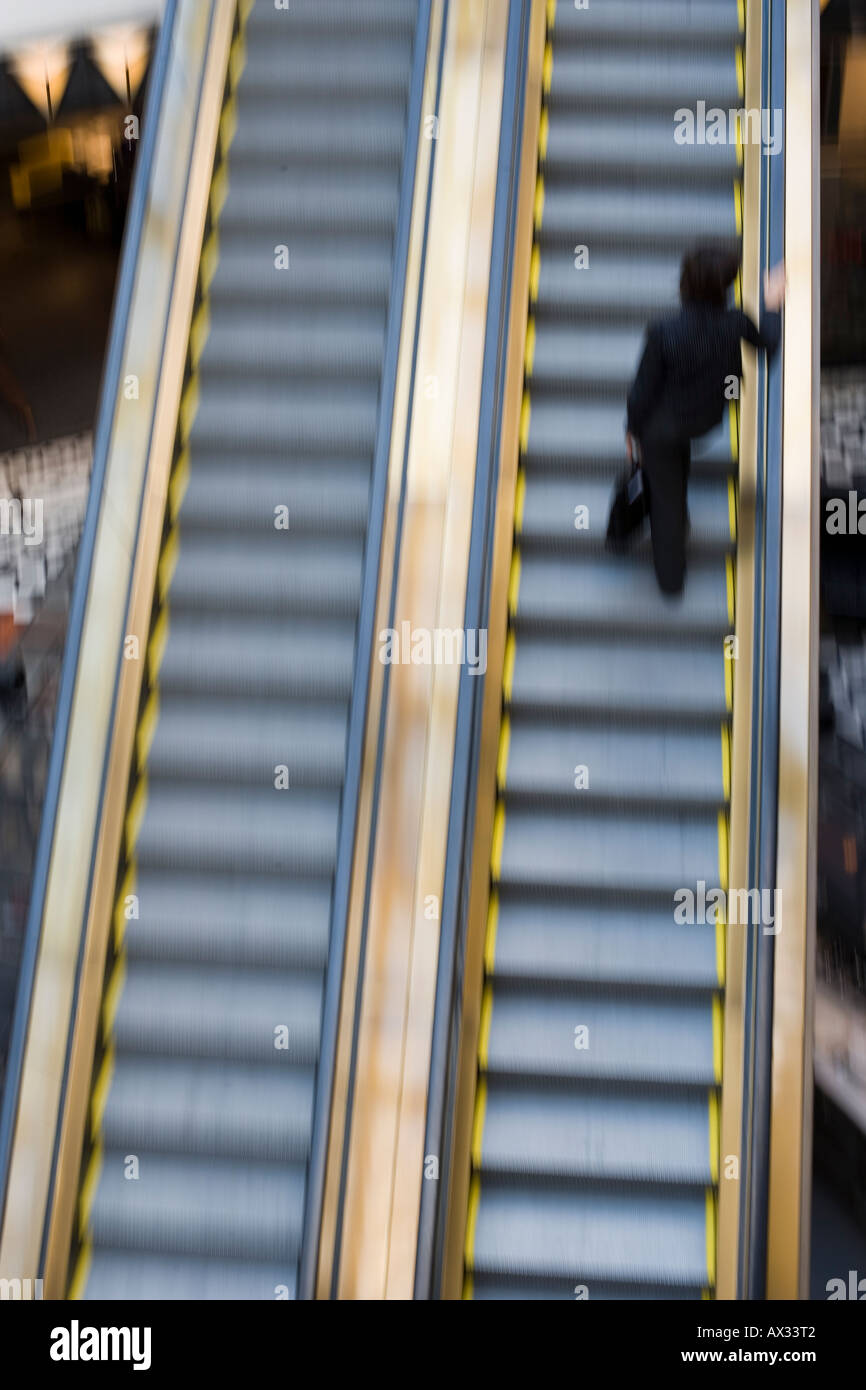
[626,298,782,442]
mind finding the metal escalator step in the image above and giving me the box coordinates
[520,472,732,549]
[483,988,716,1086]
[535,249,680,318]
[82,1250,297,1301]
[246,0,418,39]
[496,805,721,893]
[545,112,741,179]
[508,634,728,719]
[207,237,392,309]
[491,894,719,990]
[134,784,340,876]
[200,308,386,380]
[156,615,356,700]
[219,170,399,237]
[86,1151,306,1262]
[470,1182,709,1288]
[524,398,734,468]
[178,457,370,534]
[514,552,730,636]
[167,534,363,618]
[146,697,348,787]
[478,1081,713,1184]
[502,716,726,807]
[189,381,379,455]
[241,41,413,99]
[231,99,407,167]
[528,321,644,389]
[538,187,738,251]
[552,0,742,45]
[548,48,740,110]
[111,963,323,1064]
[127,871,331,970]
[471,1274,703,1300]
[101,1056,315,1161]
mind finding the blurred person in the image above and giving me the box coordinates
[622,245,785,595]
[0,611,25,719]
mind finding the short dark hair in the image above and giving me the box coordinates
[679,245,740,307]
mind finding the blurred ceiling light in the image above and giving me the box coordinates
[10,41,71,119]
[91,26,150,101]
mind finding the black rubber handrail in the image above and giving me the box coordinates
[413,0,531,1301]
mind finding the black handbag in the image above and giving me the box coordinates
[606,451,648,548]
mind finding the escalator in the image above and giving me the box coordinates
[462,0,744,1299]
[63,0,423,1300]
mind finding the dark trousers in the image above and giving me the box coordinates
[639,415,691,595]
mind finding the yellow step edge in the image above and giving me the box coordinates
[147,605,169,685]
[462,1272,474,1301]
[733,180,743,236]
[497,714,511,790]
[90,1043,115,1137]
[546,0,556,33]
[716,904,727,988]
[102,952,127,1041]
[728,398,739,463]
[708,1087,720,1185]
[508,549,522,616]
[209,160,229,225]
[519,391,532,452]
[464,1174,481,1273]
[169,445,191,523]
[727,475,737,542]
[78,1140,103,1240]
[724,636,734,714]
[739,0,746,33]
[179,374,200,445]
[736,47,745,100]
[219,94,237,158]
[503,629,516,702]
[721,722,731,802]
[725,553,735,627]
[67,1243,92,1301]
[734,268,742,308]
[471,1077,488,1167]
[706,1186,718,1290]
[514,468,527,534]
[524,317,536,379]
[712,994,724,1085]
[125,775,148,858]
[158,525,180,600]
[543,41,553,94]
[717,809,729,894]
[113,861,136,954]
[529,245,540,303]
[484,890,500,975]
[189,302,210,372]
[490,801,506,881]
[538,106,549,162]
[534,173,545,230]
[478,984,494,1070]
[137,689,160,771]
[200,230,219,295]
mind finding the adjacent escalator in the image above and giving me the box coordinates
[464,0,744,1300]
[68,0,422,1300]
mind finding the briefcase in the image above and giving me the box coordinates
[606,459,648,547]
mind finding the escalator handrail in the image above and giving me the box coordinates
[741,0,787,1301]
[413,0,532,1301]
[296,0,435,1302]
[0,0,183,1235]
